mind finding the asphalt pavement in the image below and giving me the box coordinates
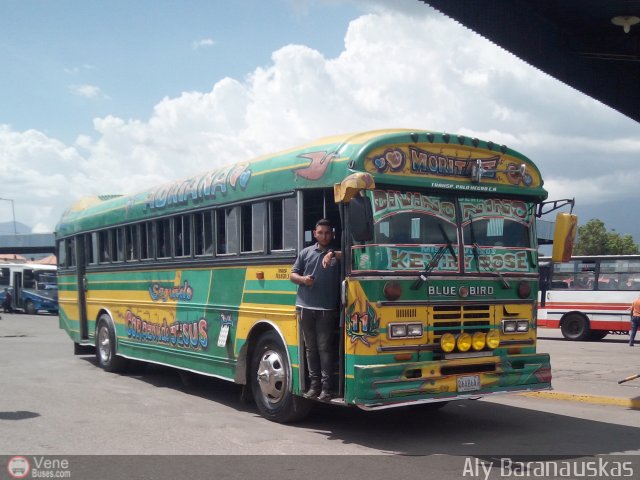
[532,329,640,409]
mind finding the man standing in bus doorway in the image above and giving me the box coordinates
[290,219,342,401]
[629,294,640,346]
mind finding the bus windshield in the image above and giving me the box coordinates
[352,190,535,273]
[34,270,58,290]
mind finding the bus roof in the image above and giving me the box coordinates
[56,129,547,237]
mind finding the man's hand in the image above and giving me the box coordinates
[301,275,314,286]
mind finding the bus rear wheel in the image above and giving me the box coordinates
[250,331,311,423]
[96,315,128,372]
[560,313,590,341]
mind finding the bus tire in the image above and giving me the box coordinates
[96,315,128,373]
[25,300,36,315]
[589,331,608,341]
[560,313,590,341]
[250,331,312,423]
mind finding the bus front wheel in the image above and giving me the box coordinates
[560,314,590,341]
[96,315,128,372]
[25,300,36,315]
[250,331,311,423]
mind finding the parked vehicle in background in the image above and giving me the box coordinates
[538,255,640,340]
[0,263,59,314]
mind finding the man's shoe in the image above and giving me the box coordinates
[303,388,320,399]
[318,390,332,402]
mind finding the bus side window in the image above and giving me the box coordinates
[269,197,297,251]
[216,208,239,255]
[114,228,125,262]
[156,219,171,258]
[99,231,111,263]
[67,238,77,268]
[242,202,266,253]
[23,269,35,289]
[126,225,139,261]
[57,240,67,267]
[86,232,98,264]
[140,222,154,260]
[194,211,214,256]
[174,215,191,258]
[0,268,9,286]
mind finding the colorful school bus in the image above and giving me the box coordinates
[55,129,574,422]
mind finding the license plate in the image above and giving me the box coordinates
[457,375,481,392]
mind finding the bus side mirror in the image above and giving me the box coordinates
[349,195,374,242]
[551,213,578,263]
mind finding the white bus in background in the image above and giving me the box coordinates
[0,263,58,314]
[538,255,640,341]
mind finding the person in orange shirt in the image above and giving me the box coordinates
[630,295,640,346]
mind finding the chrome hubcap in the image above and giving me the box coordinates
[98,326,111,363]
[256,349,286,404]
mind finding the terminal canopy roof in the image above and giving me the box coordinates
[423,0,640,124]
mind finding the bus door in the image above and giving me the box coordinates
[75,236,89,340]
[12,271,23,310]
[539,263,551,307]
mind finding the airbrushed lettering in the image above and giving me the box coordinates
[144,163,252,211]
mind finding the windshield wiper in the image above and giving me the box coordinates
[411,224,458,290]
[468,216,510,289]
[411,247,446,290]
[439,223,458,265]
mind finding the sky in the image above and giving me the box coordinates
[1,0,639,239]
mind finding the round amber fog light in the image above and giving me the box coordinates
[486,330,500,349]
[472,332,486,351]
[457,332,472,352]
[440,333,456,353]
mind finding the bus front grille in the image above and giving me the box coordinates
[431,305,492,343]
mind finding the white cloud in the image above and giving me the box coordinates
[1,7,639,233]
[192,38,215,50]
[69,84,109,99]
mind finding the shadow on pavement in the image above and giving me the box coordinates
[77,355,640,457]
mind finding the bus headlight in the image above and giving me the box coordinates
[502,320,517,333]
[407,323,423,337]
[457,333,472,352]
[440,333,456,353]
[486,330,500,349]
[388,323,423,339]
[472,332,486,351]
[502,319,529,333]
[389,324,407,338]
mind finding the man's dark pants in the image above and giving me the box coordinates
[299,308,337,392]
[630,316,640,346]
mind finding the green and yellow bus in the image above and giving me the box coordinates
[56,129,575,422]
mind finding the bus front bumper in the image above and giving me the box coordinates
[348,353,551,409]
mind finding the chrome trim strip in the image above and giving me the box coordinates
[376,299,534,307]
[444,351,494,359]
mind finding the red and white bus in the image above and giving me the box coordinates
[538,255,640,341]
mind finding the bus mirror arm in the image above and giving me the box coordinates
[536,198,575,217]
